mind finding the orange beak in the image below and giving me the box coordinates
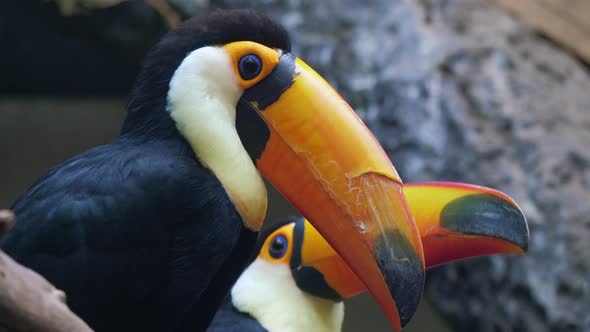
[403,182,529,268]
[237,54,425,330]
[292,217,366,300]
[276,182,528,303]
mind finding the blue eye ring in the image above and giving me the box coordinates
[269,234,288,259]
[238,54,263,80]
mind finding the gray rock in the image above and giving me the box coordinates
[210,0,590,331]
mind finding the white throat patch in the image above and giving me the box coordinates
[231,258,345,332]
[166,46,268,230]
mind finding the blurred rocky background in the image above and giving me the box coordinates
[1,0,589,331]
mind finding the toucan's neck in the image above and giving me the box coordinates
[121,25,206,138]
[121,72,178,139]
[231,258,345,332]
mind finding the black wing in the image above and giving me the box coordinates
[2,138,251,332]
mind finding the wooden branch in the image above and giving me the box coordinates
[492,0,590,65]
[145,0,183,29]
[0,211,14,237]
[0,210,93,332]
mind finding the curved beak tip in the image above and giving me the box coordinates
[442,193,530,254]
[374,230,425,327]
[515,208,530,253]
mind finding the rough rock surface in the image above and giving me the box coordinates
[213,1,590,331]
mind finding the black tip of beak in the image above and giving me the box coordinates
[374,230,424,326]
[441,193,530,252]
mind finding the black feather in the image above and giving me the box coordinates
[3,137,250,331]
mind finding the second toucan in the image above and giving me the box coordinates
[208,182,529,332]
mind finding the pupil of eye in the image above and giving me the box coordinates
[272,239,284,250]
[243,59,258,73]
[239,54,262,80]
[269,235,287,259]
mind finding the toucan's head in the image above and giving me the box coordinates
[240,216,365,303]
[123,10,424,329]
[230,217,350,332]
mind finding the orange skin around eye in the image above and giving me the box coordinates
[258,223,295,265]
[222,41,280,89]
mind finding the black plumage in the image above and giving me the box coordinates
[207,296,268,332]
[1,10,290,332]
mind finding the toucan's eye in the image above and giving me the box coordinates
[269,234,288,259]
[238,54,262,80]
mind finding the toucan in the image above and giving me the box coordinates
[1,10,425,332]
[207,182,529,332]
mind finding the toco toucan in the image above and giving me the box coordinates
[207,182,529,332]
[1,10,425,332]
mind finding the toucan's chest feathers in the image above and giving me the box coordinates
[166,45,267,231]
[231,258,344,332]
